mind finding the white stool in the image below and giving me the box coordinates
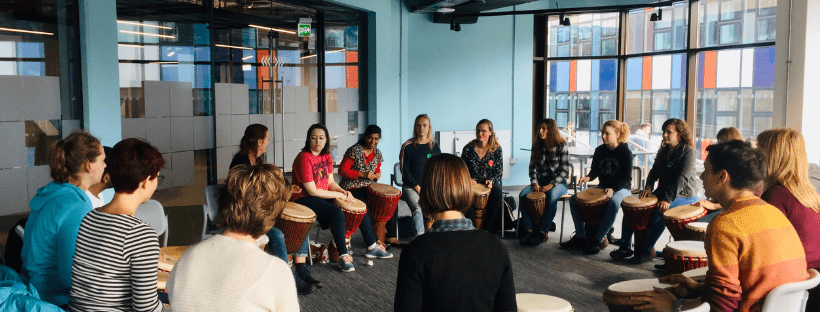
[516,293,573,312]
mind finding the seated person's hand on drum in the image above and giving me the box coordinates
[639,187,652,199]
[532,183,541,192]
[631,286,678,311]
[485,180,492,189]
[374,172,381,181]
[578,176,591,184]
[694,199,721,211]
[658,201,671,213]
[337,190,355,203]
[659,274,702,294]
[604,188,614,198]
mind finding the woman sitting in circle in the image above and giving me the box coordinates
[400,114,441,235]
[229,123,319,295]
[611,118,700,264]
[758,128,820,311]
[291,124,391,273]
[461,119,504,232]
[69,138,166,312]
[21,130,105,307]
[167,164,298,311]
[561,120,632,254]
[394,154,516,312]
[518,118,571,246]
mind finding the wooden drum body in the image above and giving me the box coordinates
[516,293,574,312]
[662,205,706,241]
[366,183,401,243]
[157,270,169,292]
[685,222,708,242]
[576,188,610,225]
[334,198,368,239]
[274,202,317,254]
[620,195,658,254]
[526,191,546,226]
[603,278,676,312]
[472,184,491,229]
[662,240,708,275]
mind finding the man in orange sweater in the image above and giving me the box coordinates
[633,140,809,312]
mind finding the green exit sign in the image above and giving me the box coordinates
[298,18,312,37]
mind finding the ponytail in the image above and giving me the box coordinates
[49,130,102,183]
[602,120,630,144]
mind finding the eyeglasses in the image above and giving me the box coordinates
[157,174,165,186]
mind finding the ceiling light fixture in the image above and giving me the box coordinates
[248,24,297,35]
[117,43,145,48]
[215,44,254,50]
[241,55,254,60]
[437,8,455,13]
[0,27,53,36]
[300,48,346,59]
[167,52,176,57]
[117,20,172,30]
[119,30,175,39]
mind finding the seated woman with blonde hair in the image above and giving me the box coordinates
[167,164,298,312]
[394,154,516,312]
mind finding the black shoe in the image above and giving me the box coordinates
[610,247,634,260]
[559,235,586,249]
[550,222,557,232]
[519,231,533,245]
[654,263,667,271]
[606,228,619,245]
[583,244,601,255]
[295,263,323,289]
[294,276,316,295]
[528,231,547,246]
[630,251,655,264]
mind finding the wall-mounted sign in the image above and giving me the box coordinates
[298,18,312,37]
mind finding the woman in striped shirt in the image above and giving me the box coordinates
[69,138,166,312]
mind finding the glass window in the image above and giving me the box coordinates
[626,2,689,54]
[548,59,618,145]
[548,13,619,58]
[623,54,687,135]
[698,0,776,48]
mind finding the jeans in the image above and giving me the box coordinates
[569,187,631,244]
[464,183,503,231]
[296,196,378,256]
[401,186,425,234]
[519,179,568,233]
[350,187,390,243]
[619,195,699,252]
[266,227,310,261]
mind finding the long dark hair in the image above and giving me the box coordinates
[239,124,268,157]
[531,118,565,163]
[660,118,694,149]
[357,125,382,147]
[302,124,331,155]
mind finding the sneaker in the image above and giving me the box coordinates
[296,264,322,289]
[338,254,355,272]
[630,250,655,264]
[519,231,533,245]
[386,237,404,248]
[365,242,393,259]
[528,231,548,246]
[610,247,634,260]
[559,235,586,249]
[583,245,601,255]
[293,274,316,295]
[606,228,619,245]
[654,263,667,271]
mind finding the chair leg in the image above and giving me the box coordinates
[559,199,566,243]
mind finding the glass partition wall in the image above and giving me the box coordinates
[537,0,778,159]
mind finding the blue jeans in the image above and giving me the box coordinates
[519,179,567,233]
[569,187,631,244]
[266,227,310,262]
[296,196,378,256]
[619,195,699,252]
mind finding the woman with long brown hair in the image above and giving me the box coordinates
[758,128,820,311]
[461,119,504,231]
[518,118,571,246]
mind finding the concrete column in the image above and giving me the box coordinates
[79,0,121,146]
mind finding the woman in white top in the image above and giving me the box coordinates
[167,164,299,312]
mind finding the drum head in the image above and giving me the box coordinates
[472,183,491,195]
[516,293,573,312]
[157,270,169,290]
[335,198,367,213]
[577,188,608,203]
[663,240,707,258]
[282,202,317,221]
[682,266,709,280]
[526,191,546,200]
[621,195,658,208]
[663,205,706,220]
[368,183,401,196]
[686,222,708,232]
[607,278,674,294]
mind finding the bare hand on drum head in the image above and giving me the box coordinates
[366,172,378,181]
[374,172,381,181]
[695,199,720,211]
[605,188,614,198]
[339,191,355,203]
[658,201,671,213]
[660,274,699,292]
[485,180,493,189]
[631,287,677,311]
[532,183,541,192]
[578,176,590,183]
[639,188,652,199]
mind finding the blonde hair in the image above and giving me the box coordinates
[471,119,500,153]
[716,127,744,144]
[602,120,630,144]
[757,128,820,211]
[412,114,436,149]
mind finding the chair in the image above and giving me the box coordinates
[556,165,576,243]
[135,199,169,247]
[686,301,710,312]
[202,184,224,241]
[631,166,645,194]
[391,162,409,235]
[761,269,820,312]
[14,226,23,239]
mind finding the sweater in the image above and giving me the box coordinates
[394,229,516,312]
[586,143,632,191]
[69,210,164,312]
[229,153,261,171]
[167,235,299,312]
[461,143,503,185]
[21,181,93,306]
[339,144,383,190]
[645,144,701,203]
[291,151,333,202]
[705,196,809,312]
[400,140,441,189]
[761,185,820,269]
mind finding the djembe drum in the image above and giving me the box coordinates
[526,191,546,226]
[662,205,706,241]
[516,293,574,312]
[157,270,169,292]
[620,195,658,255]
[158,246,189,271]
[603,278,676,311]
[685,222,708,241]
[328,198,367,261]
[274,202,316,254]
[576,188,611,239]
[472,184,491,229]
[366,183,401,243]
[662,240,708,275]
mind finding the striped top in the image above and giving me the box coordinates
[69,210,164,312]
[705,196,809,312]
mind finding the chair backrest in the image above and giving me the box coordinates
[761,269,820,312]
[688,301,710,312]
[632,166,645,191]
[392,162,403,187]
[204,184,223,223]
[14,225,23,239]
[134,199,168,246]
